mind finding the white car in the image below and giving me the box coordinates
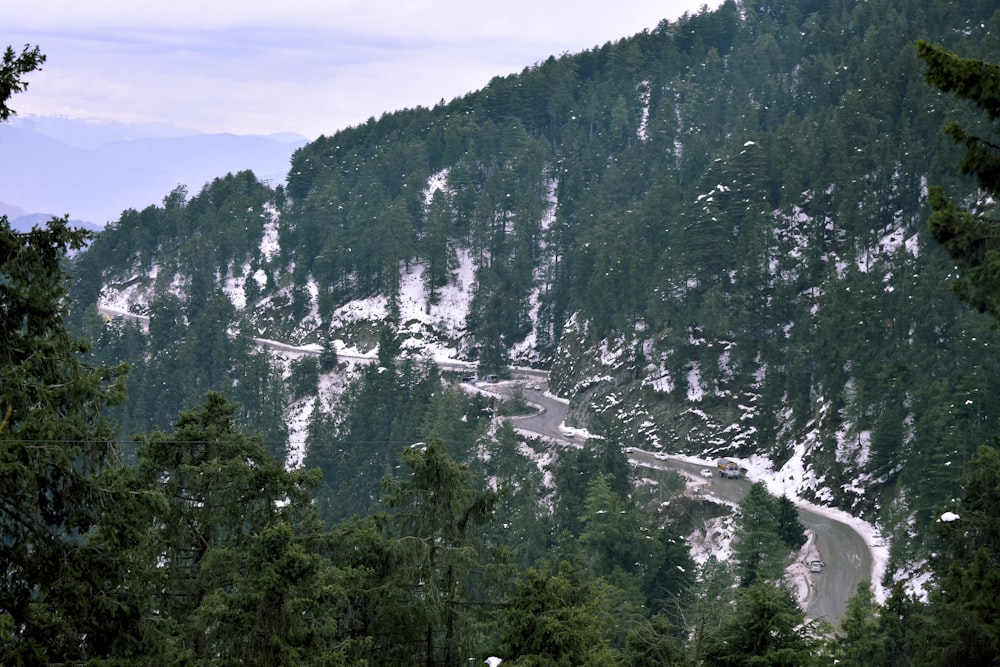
[809,560,824,573]
[700,469,713,478]
[653,452,669,461]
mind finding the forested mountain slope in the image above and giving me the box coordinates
[71,0,1000,548]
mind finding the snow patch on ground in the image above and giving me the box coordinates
[284,396,314,469]
[223,264,249,310]
[688,514,736,564]
[636,81,651,142]
[260,206,280,262]
[423,168,451,206]
[687,363,704,402]
[99,263,160,315]
[663,452,889,603]
[328,248,477,365]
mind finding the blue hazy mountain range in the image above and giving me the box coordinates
[0,116,307,227]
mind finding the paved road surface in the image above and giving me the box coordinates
[93,311,872,625]
[798,505,872,621]
[497,381,872,625]
[503,381,571,442]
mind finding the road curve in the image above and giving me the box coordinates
[496,380,873,625]
[93,310,874,624]
[798,505,872,621]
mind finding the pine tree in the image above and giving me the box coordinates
[776,494,807,551]
[423,188,456,303]
[0,44,44,121]
[923,445,1000,666]
[195,522,358,667]
[134,392,321,663]
[500,561,622,666]
[491,440,554,566]
[832,581,887,666]
[579,474,646,578]
[0,51,159,661]
[0,215,134,662]
[701,581,821,667]
[918,41,1000,321]
[877,582,930,667]
[732,483,787,586]
[913,41,1000,667]
[378,436,500,666]
[623,614,686,667]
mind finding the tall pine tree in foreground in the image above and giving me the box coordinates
[378,436,500,667]
[919,40,1000,320]
[700,581,823,667]
[134,392,340,665]
[0,44,146,663]
[918,41,1000,667]
[0,214,139,663]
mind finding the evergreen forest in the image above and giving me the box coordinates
[5,0,1000,663]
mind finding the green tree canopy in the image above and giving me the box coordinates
[924,445,1000,666]
[919,41,1000,320]
[0,216,133,662]
[378,436,500,666]
[134,392,325,664]
[0,44,44,121]
[700,581,821,667]
[500,560,621,666]
[732,482,788,586]
[918,41,1000,667]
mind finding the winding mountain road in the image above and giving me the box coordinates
[94,305,872,623]
[496,377,874,625]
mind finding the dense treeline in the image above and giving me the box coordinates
[9,211,1000,665]
[68,0,1000,545]
[7,0,1000,662]
[8,219,1000,665]
[0,212,786,665]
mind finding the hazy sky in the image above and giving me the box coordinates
[5,1,716,139]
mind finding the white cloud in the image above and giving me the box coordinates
[5,1,717,138]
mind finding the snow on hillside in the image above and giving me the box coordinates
[328,249,477,364]
[742,452,889,602]
[93,167,892,603]
[664,450,888,603]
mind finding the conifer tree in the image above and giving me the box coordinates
[1,46,143,663]
[732,482,787,586]
[379,436,499,666]
[919,42,1000,667]
[918,41,1000,320]
[134,392,323,664]
[623,614,686,667]
[832,581,887,667]
[700,581,821,667]
[0,44,44,121]
[500,561,621,666]
[423,188,456,302]
[775,494,807,551]
[923,445,1000,666]
[0,214,137,663]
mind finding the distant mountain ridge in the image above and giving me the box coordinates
[0,116,307,226]
[0,200,101,233]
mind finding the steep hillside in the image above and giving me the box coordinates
[71,0,1000,554]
